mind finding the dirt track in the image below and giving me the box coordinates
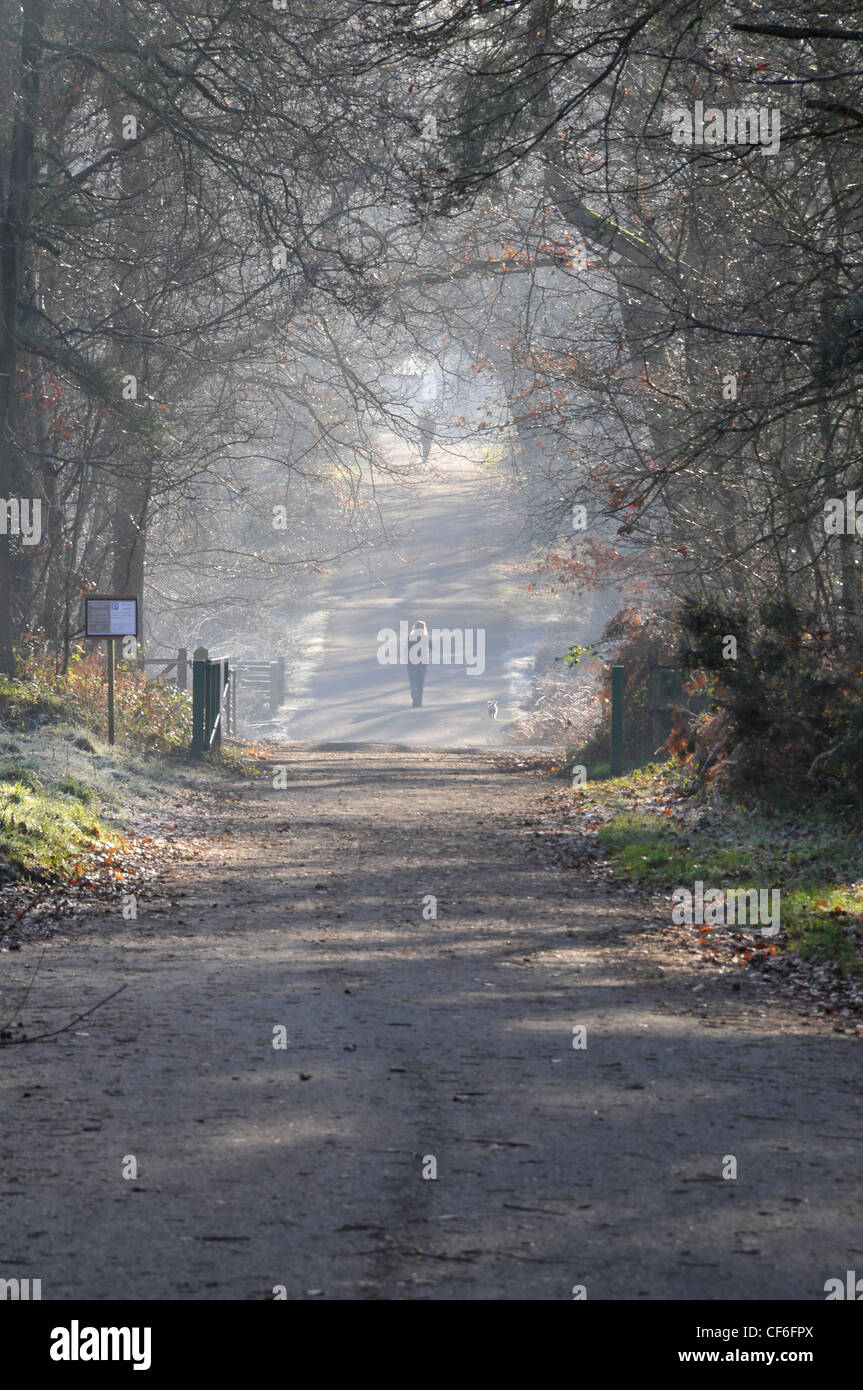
[1,746,860,1300]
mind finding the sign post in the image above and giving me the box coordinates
[107,638,115,745]
[84,596,139,746]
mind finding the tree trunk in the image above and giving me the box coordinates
[0,0,45,673]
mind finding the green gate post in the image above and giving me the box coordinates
[610,664,624,777]
[191,645,208,755]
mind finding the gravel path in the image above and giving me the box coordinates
[1,747,860,1300]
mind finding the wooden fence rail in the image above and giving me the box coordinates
[232,658,285,717]
[141,648,188,690]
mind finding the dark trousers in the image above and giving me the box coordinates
[408,664,427,707]
[419,421,434,463]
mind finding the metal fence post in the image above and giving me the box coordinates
[212,658,227,749]
[207,659,218,748]
[191,645,208,755]
[206,660,214,747]
[610,664,624,776]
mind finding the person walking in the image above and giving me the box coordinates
[418,413,435,465]
[407,619,429,707]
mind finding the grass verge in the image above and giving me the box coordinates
[0,647,264,884]
[577,766,863,973]
[0,761,110,879]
